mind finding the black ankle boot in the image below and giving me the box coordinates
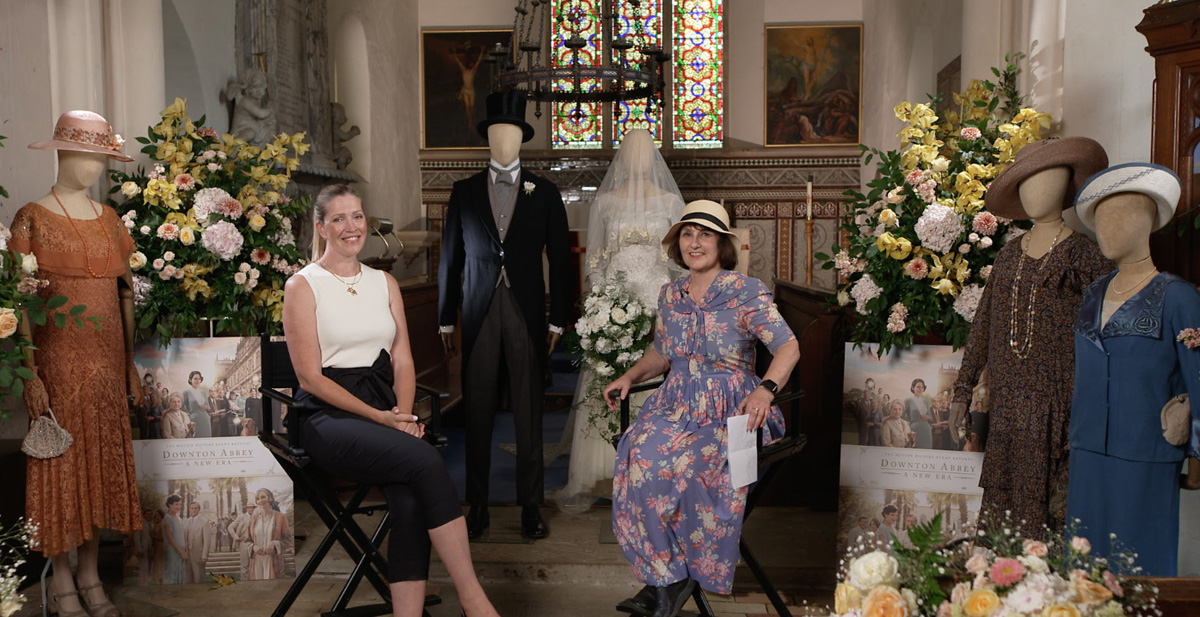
[651,578,694,617]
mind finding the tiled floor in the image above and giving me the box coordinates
[13,502,837,617]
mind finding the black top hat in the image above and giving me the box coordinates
[477,91,535,143]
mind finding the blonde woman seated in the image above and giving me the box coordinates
[881,400,915,448]
[282,184,498,617]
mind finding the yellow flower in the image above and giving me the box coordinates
[931,277,959,296]
[164,212,191,228]
[249,214,267,232]
[184,119,197,137]
[179,227,196,245]
[129,251,147,270]
[249,166,270,183]
[993,138,1013,163]
[963,588,1000,617]
[260,142,286,162]
[835,583,863,614]
[1040,604,1080,617]
[862,586,908,617]
[160,97,188,121]
[181,277,212,301]
[152,120,176,140]
[267,173,290,190]
[897,126,924,144]
[155,142,178,162]
[876,233,913,260]
[879,209,898,227]
[291,132,310,156]
[253,283,286,322]
[965,163,996,180]
[894,102,914,122]
[284,157,301,174]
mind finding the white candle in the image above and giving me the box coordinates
[806,179,813,220]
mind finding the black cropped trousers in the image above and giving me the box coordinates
[297,351,462,582]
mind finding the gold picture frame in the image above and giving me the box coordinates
[764,24,862,147]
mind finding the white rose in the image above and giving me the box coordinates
[207,162,220,172]
[581,338,593,350]
[979,236,993,248]
[619,335,633,348]
[20,253,37,275]
[121,181,141,197]
[847,551,900,592]
[152,258,165,270]
[931,156,950,172]
[140,225,151,235]
[128,251,147,270]
[837,290,851,306]
[1018,554,1049,574]
[234,272,247,285]
[163,251,175,261]
[611,307,628,324]
[968,232,980,243]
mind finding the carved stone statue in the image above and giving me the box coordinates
[330,102,360,170]
[222,67,278,145]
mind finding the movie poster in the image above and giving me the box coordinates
[126,338,293,585]
[836,343,985,557]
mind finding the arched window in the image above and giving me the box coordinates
[551,0,724,150]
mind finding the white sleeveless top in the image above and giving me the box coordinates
[296,263,396,368]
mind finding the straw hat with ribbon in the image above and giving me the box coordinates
[28,110,133,162]
[661,199,736,250]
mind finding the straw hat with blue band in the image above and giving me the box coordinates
[661,199,737,250]
[1074,162,1181,232]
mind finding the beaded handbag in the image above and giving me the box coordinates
[21,407,74,459]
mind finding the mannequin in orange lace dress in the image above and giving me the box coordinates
[14,111,142,617]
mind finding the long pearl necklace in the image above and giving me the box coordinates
[1007,222,1065,360]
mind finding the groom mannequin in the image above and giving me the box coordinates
[438,91,572,540]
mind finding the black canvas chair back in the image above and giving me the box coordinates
[612,338,806,617]
[257,334,444,617]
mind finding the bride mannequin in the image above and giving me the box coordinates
[950,137,1111,537]
[16,111,141,617]
[1067,163,1200,575]
[553,129,684,508]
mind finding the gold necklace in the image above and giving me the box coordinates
[1007,223,1065,359]
[51,187,113,278]
[1110,269,1157,295]
[322,262,363,295]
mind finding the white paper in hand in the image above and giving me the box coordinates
[726,414,758,489]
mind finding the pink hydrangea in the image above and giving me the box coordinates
[961,126,982,141]
[972,211,999,236]
[915,204,965,254]
[989,557,1026,587]
[905,169,924,185]
[833,251,866,276]
[193,187,234,225]
[954,284,984,322]
[886,303,908,333]
[918,179,939,204]
[201,220,244,261]
[850,275,883,315]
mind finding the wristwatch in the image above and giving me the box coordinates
[759,379,778,396]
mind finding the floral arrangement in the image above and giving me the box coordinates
[0,517,35,617]
[832,513,1158,617]
[1177,327,1200,350]
[819,54,1050,352]
[569,271,656,438]
[0,137,94,420]
[107,98,309,343]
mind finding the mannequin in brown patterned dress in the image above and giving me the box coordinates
[15,111,141,617]
[950,138,1112,537]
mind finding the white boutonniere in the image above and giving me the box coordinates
[523,180,535,195]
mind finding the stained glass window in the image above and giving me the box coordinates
[549,0,724,150]
[672,0,723,149]
[613,0,662,145]
[552,0,603,149]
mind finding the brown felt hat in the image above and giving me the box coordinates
[984,137,1108,220]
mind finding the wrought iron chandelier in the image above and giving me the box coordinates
[489,0,670,121]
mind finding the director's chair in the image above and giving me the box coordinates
[257,335,447,617]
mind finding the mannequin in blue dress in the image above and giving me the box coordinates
[1067,163,1200,575]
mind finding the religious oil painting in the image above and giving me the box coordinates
[764,24,862,147]
[422,29,512,149]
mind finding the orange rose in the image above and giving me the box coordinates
[1071,578,1113,605]
[963,589,1000,617]
[862,586,908,617]
[1041,604,1081,617]
[0,308,17,339]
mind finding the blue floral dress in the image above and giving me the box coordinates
[612,270,795,593]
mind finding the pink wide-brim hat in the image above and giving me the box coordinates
[29,110,134,162]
